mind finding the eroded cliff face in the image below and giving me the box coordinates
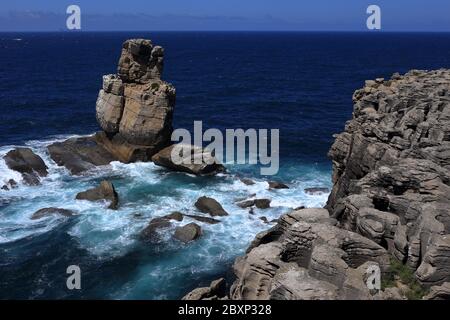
[326,69,450,287]
[225,70,450,300]
[95,39,176,162]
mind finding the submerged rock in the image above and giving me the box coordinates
[75,181,119,209]
[240,178,255,185]
[1,179,18,191]
[151,144,225,175]
[3,148,48,185]
[31,208,75,220]
[174,223,202,243]
[195,196,229,217]
[140,212,185,241]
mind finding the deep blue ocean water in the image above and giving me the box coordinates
[1,32,450,299]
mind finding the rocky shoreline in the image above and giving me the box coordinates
[184,69,450,300]
[2,39,449,300]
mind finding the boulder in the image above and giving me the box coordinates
[139,212,185,241]
[174,223,202,243]
[240,178,255,185]
[268,181,289,189]
[3,148,48,185]
[31,208,75,220]
[75,181,119,209]
[1,179,18,191]
[48,136,118,175]
[255,199,271,209]
[152,144,225,175]
[195,196,228,217]
[182,278,227,300]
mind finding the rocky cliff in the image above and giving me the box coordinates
[95,39,176,162]
[185,69,450,300]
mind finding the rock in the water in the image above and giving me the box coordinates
[3,148,48,185]
[31,208,75,220]
[304,187,330,195]
[95,39,176,162]
[1,179,18,191]
[174,223,202,243]
[184,214,221,224]
[48,136,118,175]
[268,181,289,189]
[182,278,227,300]
[240,178,255,185]
[236,199,255,208]
[326,70,450,287]
[75,181,119,209]
[255,199,271,209]
[139,212,185,241]
[151,144,225,175]
[195,196,228,216]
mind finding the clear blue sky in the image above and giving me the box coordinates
[1,0,450,31]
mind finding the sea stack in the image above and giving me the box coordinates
[95,39,176,162]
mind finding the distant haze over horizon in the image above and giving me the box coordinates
[1,0,450,32]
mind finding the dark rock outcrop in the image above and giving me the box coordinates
[183,214,221,224]
[174,223,202,243]
[268,181,289,189]
[75,181,119,209]
[195,196,228,217]
[305,187,330,195]
[152,144,225,175]
[236,198,271,209]
[3,148,48,185]
[48,136,118,175]
[31,208,75,220]
[140,212,183,241]
[326,70,450,287]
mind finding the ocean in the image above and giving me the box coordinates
[1,32,450,299]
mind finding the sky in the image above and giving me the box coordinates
[0,0,450,32]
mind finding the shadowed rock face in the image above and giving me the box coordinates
[326,70,450,287]
[3,148,48,185]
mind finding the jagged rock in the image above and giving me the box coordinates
[326,70,450,287]
[75,181,119,209]
[31,208,75,220]
[3,148,48,185]
[174,223,202,243]
[304,187,330,195]
[259,217,269,224]
[195,196,228,217]
[165,211,184,221]
[229,209,390,300]
[268,181,289,189]
[48,136,117,174]
[182,278,227,300]
[151,144,225,175]
[118,39,163,83]
[424,282,450,300]
[183,214,221,224]
[236,199,255,208]
[94,38,176,162]
[140,213,183,242]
